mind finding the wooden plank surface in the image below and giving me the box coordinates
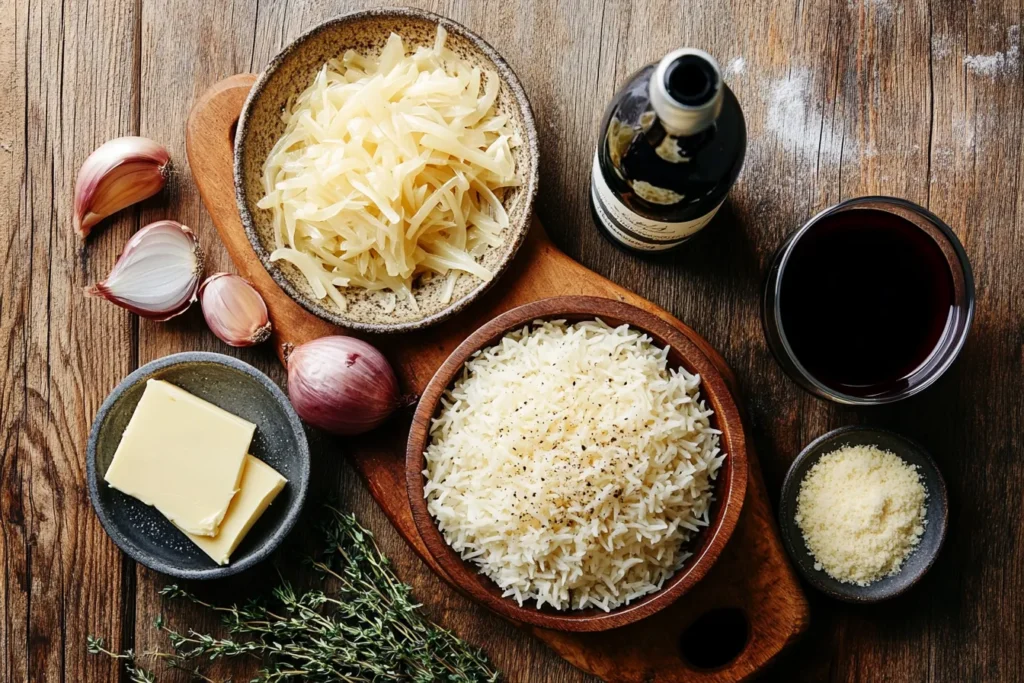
[1,0,1022,681]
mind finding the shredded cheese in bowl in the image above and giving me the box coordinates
[423,319,726,612]
[257,27,521,314]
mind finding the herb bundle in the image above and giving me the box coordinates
[89,505,500,682]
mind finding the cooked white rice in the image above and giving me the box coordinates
[422,318,725,611]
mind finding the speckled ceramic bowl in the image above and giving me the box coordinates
[235,8,539,333]
[86,353,310,579]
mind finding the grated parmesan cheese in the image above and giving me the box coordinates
[257,27,521,312]
[422,319,725,611]
[795,444,928,586]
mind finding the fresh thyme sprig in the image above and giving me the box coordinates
[88,505,500,682]
[86,636,160,683]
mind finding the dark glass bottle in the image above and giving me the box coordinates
[590,49,746,252]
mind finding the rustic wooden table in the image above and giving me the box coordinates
[3,0,1022,681]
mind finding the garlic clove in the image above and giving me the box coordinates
[74,136,170,238]
[85,220,204,321]
[199,273,272,347]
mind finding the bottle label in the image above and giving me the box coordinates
[590,155,722,251]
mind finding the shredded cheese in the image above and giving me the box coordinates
[257,27,521,312]
[795,444,928,586]
[423,319,725,611]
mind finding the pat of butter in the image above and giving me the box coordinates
[104,379,255,537]
[185,454,287,565]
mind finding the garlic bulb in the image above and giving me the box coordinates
[85,220,204,320]
[199,273,272,347]
[74,136,170,238]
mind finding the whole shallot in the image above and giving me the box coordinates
[286,336,404,435]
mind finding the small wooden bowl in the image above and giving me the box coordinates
[778,426,948,602]
[235,8,539,334]
[405,296,748,631]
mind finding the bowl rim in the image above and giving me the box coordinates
[234,7,540,334]
[777,425,949,603]
[86,352,310,580]
[405,295,748,631]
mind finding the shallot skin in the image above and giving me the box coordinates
[287,336,401,436]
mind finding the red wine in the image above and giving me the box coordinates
[779,209,954,397]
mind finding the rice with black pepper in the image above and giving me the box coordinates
[422,319,725,611]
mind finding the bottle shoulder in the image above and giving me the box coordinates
[595,70,746,222]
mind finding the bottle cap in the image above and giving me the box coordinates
[649,48,724,136]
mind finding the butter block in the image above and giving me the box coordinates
[104,379,255,536]
[185,454,287,565]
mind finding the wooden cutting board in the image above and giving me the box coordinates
[186,74,809,682]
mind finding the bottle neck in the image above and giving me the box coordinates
[648,48,724,137]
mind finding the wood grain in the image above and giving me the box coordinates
[3,0,1023,681]
[0,1,139,681]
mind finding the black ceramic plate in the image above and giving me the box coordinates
[86,352,310,579]
[778,426,948,602]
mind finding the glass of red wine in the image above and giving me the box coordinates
[762,196,974,404]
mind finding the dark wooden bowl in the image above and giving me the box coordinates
[405,296,748,631]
